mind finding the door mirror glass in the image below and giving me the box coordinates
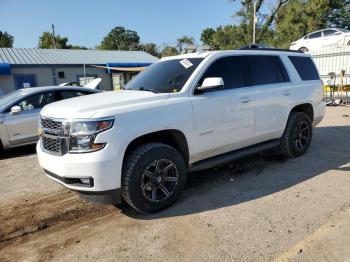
[10,105,22,115]
[197,77,224,93]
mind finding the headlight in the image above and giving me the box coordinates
[69,117,114,153]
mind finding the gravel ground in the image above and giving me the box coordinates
[0,106,350,262]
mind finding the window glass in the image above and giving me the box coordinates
[59,90,89,100]
[199,56,246,89]
[323,29,337,36]
[288,56,320,81]
[338,28,349,33]
[16,92,56,111]
[126,58,204,93]
[245,55,289,86]
[308,32,322,39]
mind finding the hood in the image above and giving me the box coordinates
[41,90,169,119]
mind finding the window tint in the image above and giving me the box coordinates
[289,56,320,81]
[58,90,89,100]
[199,56,247,89]
[323,29,338,36]
[16,92,56,111]
[126,58,204,93]
[245,55,290,86]
[309,32,321,39]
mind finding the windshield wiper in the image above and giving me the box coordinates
[138,87,158,93]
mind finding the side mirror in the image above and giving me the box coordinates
[196,77,224,93]
[10,105,22,115]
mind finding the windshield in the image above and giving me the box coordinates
[338,28,350,33]
[125,58,204,93]
[0,90,24,112]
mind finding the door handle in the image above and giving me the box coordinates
[282,90,291,96]
[239,97,252,104]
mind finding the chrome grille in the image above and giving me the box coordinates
[42,137,61,153]
[41,118,62,130]
[40,117,67,155]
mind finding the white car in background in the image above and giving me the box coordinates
[290,28,350,52]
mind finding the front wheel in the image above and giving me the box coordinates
[121,143,187,213]
[279,112,313,158]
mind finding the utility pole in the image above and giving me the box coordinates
[51,24,57,49]
[253,1,257,44]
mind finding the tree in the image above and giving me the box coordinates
[100,26,140,50]
[201,28,216,47]
[328,0,350,29]
[273,0,341,48]
[161,45,179,57]
[139,43,160,57]
[176,36,194,52]
[0,31,14,47]
[69,45,88,50]
[39,31,69,49]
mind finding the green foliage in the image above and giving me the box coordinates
[139,43,160,57]
[161,46,179,57]
[201,0,350,50]
[69,45,88,50]
[0,31,14,47]
[100,26,140,50]
[176,36,195,52]
[328,0,350,29]
[201,28,216,47]
[39,31,69,49]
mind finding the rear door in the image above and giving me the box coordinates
[4,91,56,145]
[245,55,292,143]
[322,29,344,48]
[191,56,255,161]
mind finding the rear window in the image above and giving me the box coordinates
[245,55,290,86]
[288,56,320,81]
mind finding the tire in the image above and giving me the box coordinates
[121,143,187,213]
[279,112,313,158]
[298,47,309,53]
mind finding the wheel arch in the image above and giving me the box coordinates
[290,103,314,122]
[122,129,190,169]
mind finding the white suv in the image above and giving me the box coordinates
[37,48,325,213]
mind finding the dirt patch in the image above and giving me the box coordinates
[0,190,111,245]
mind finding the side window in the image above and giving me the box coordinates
[58,90,89,100]
[308,32,321,39]
[245,55,289,86]
[199,56,246,89]
[16,92,56,111]
[288,56,320,81]
[323,29,337,37]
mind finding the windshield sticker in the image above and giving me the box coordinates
[180,59,193,69]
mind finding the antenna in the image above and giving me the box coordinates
[51,24,57,49]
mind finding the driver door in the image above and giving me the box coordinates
[191,56,255,161]
[4,91,56,145]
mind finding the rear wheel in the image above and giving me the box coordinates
[121,143,187,213]
[298,47,309,53]
[279,112,313,158]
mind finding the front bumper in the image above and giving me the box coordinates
[37,140,124,204]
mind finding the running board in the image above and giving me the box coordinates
[189,140,280,172]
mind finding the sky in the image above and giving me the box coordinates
[0,0,241,49]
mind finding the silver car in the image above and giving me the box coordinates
[0,86,100,151]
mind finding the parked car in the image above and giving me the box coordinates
[290,28,350,52]
[0,86,100,151]
[37,48,325,213]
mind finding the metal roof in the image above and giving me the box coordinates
[0,48,159,65]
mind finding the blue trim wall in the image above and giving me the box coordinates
[0,63,11,75]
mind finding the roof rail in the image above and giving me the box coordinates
[238,44,303,53]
